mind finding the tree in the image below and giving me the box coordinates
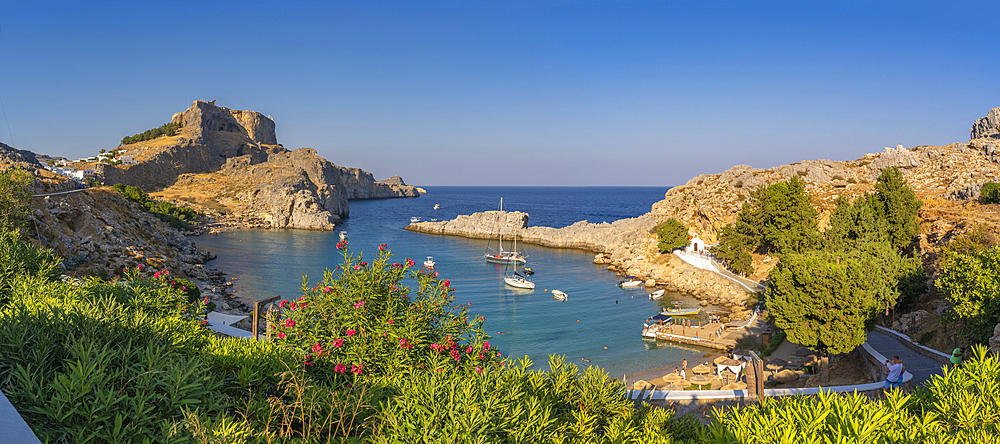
[981,182,1000,204]
[714,176,821,275]
[937,231,1000,345]
[0,168,34,233]
[872,167,921,250]
[654,218,689,252]
[768,246,908,354]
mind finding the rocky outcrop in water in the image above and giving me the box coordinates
[405,210,751,309]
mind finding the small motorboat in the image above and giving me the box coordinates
[648,289,665,300]
[551,290,567,300]
[661,301,700,316]
[523,267,534,275]
[339,231,348,240]
[434,204,441,210]
[410,216,421,223]
[617,276,643,288]
[661,307,702,316]
[642,314,673,338]
[423,256,435,268]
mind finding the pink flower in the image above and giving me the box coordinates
[346,329,356,337]
[435,368,442,373]
[466,346,474,354]
[352,363,364,375]
[279,299,289,309]
[496,351,501,357]
[277,332,286,339]
[430,343,442,352]
[475,366,483,374]
[454,356,461,363]
[305,355,314,366]
[284,319,295,327]
[324,286,333,293]
[353,265,360,271]
[335,363,347,373]
[333,338,344,348]
[353,300,366,308]
[387,319,394,324]
[444,279,450,287]
[399,338,407,345]
[164,270,169,275]
[290,301,298,310]
[434,272,439,277]
[361,262,367,267]
[483,342,491,350]
[312,343,324,354]
[137,264,143,271]
[405,258,415,267]
[478,353,485,360]
[379,243,387,251]
[181,286,186,290]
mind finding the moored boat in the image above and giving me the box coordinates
[551,289,567,300]
[434,204,441,210]
[660,307,702,316]
[648,289,665,300]
[617,276,643,288]
[642,313,673,338]
[483,197,527,265]
[339,231,348,240]
[504,272,535,289]
[423,256,435,268]
[410,216,421,223]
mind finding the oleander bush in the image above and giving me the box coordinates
[3,231,1000,443]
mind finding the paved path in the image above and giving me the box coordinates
[866,329,944,385]
[31,188,86,198]
[0,391,41,443]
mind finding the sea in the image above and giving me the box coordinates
[191,186,720,378]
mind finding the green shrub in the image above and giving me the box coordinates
[654,218,689,253]
[981,182,1000,204]
[0,229,62,305]
[120,122,181,146]
[112,183,198,230]
[0,167,34,233]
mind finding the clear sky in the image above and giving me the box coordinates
[1,1,998,186]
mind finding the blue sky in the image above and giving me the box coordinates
[1,1,998,186]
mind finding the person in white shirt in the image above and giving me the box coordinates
[883,356,905,395]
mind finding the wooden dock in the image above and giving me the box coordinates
[646,320,755,351]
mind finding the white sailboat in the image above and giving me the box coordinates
[483,197,526,265]
[504,268,535,289]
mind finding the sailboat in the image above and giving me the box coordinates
[503,261,535,289]
[483,197,527,265]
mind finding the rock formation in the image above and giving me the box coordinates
[74,100,419,229]
[971,107,1000,140]
[0,142,42,167]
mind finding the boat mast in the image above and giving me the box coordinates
[498,197,504,254]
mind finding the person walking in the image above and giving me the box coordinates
[882,356,905,397]
[681,359,688,380]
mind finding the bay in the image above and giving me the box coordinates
[192,186,717,377]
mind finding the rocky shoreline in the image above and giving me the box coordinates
[405,211,755,313]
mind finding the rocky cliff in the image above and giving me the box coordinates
[77,100,419,229]
[408,107,1000,310]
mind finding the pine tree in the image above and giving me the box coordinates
[872,167,921,249]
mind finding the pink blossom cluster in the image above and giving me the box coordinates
[398,338,414,350]
[336,240,348,250]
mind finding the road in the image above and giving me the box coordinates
[866,329,945,385]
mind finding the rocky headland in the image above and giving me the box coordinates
[409,107,1000,318]
[74,100,419,230]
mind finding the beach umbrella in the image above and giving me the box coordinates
[631,380,654,391]
[663,373,682,383]
[713,355,730,365]
[719,368,737,385]
[721,382,747,390]
[671,379,691,388]
[692,363,711,375]
[689,374,712,387]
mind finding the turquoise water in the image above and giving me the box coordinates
[191,187,717,377]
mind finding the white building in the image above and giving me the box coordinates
[684,234,705,253]
[117,156,136,165]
